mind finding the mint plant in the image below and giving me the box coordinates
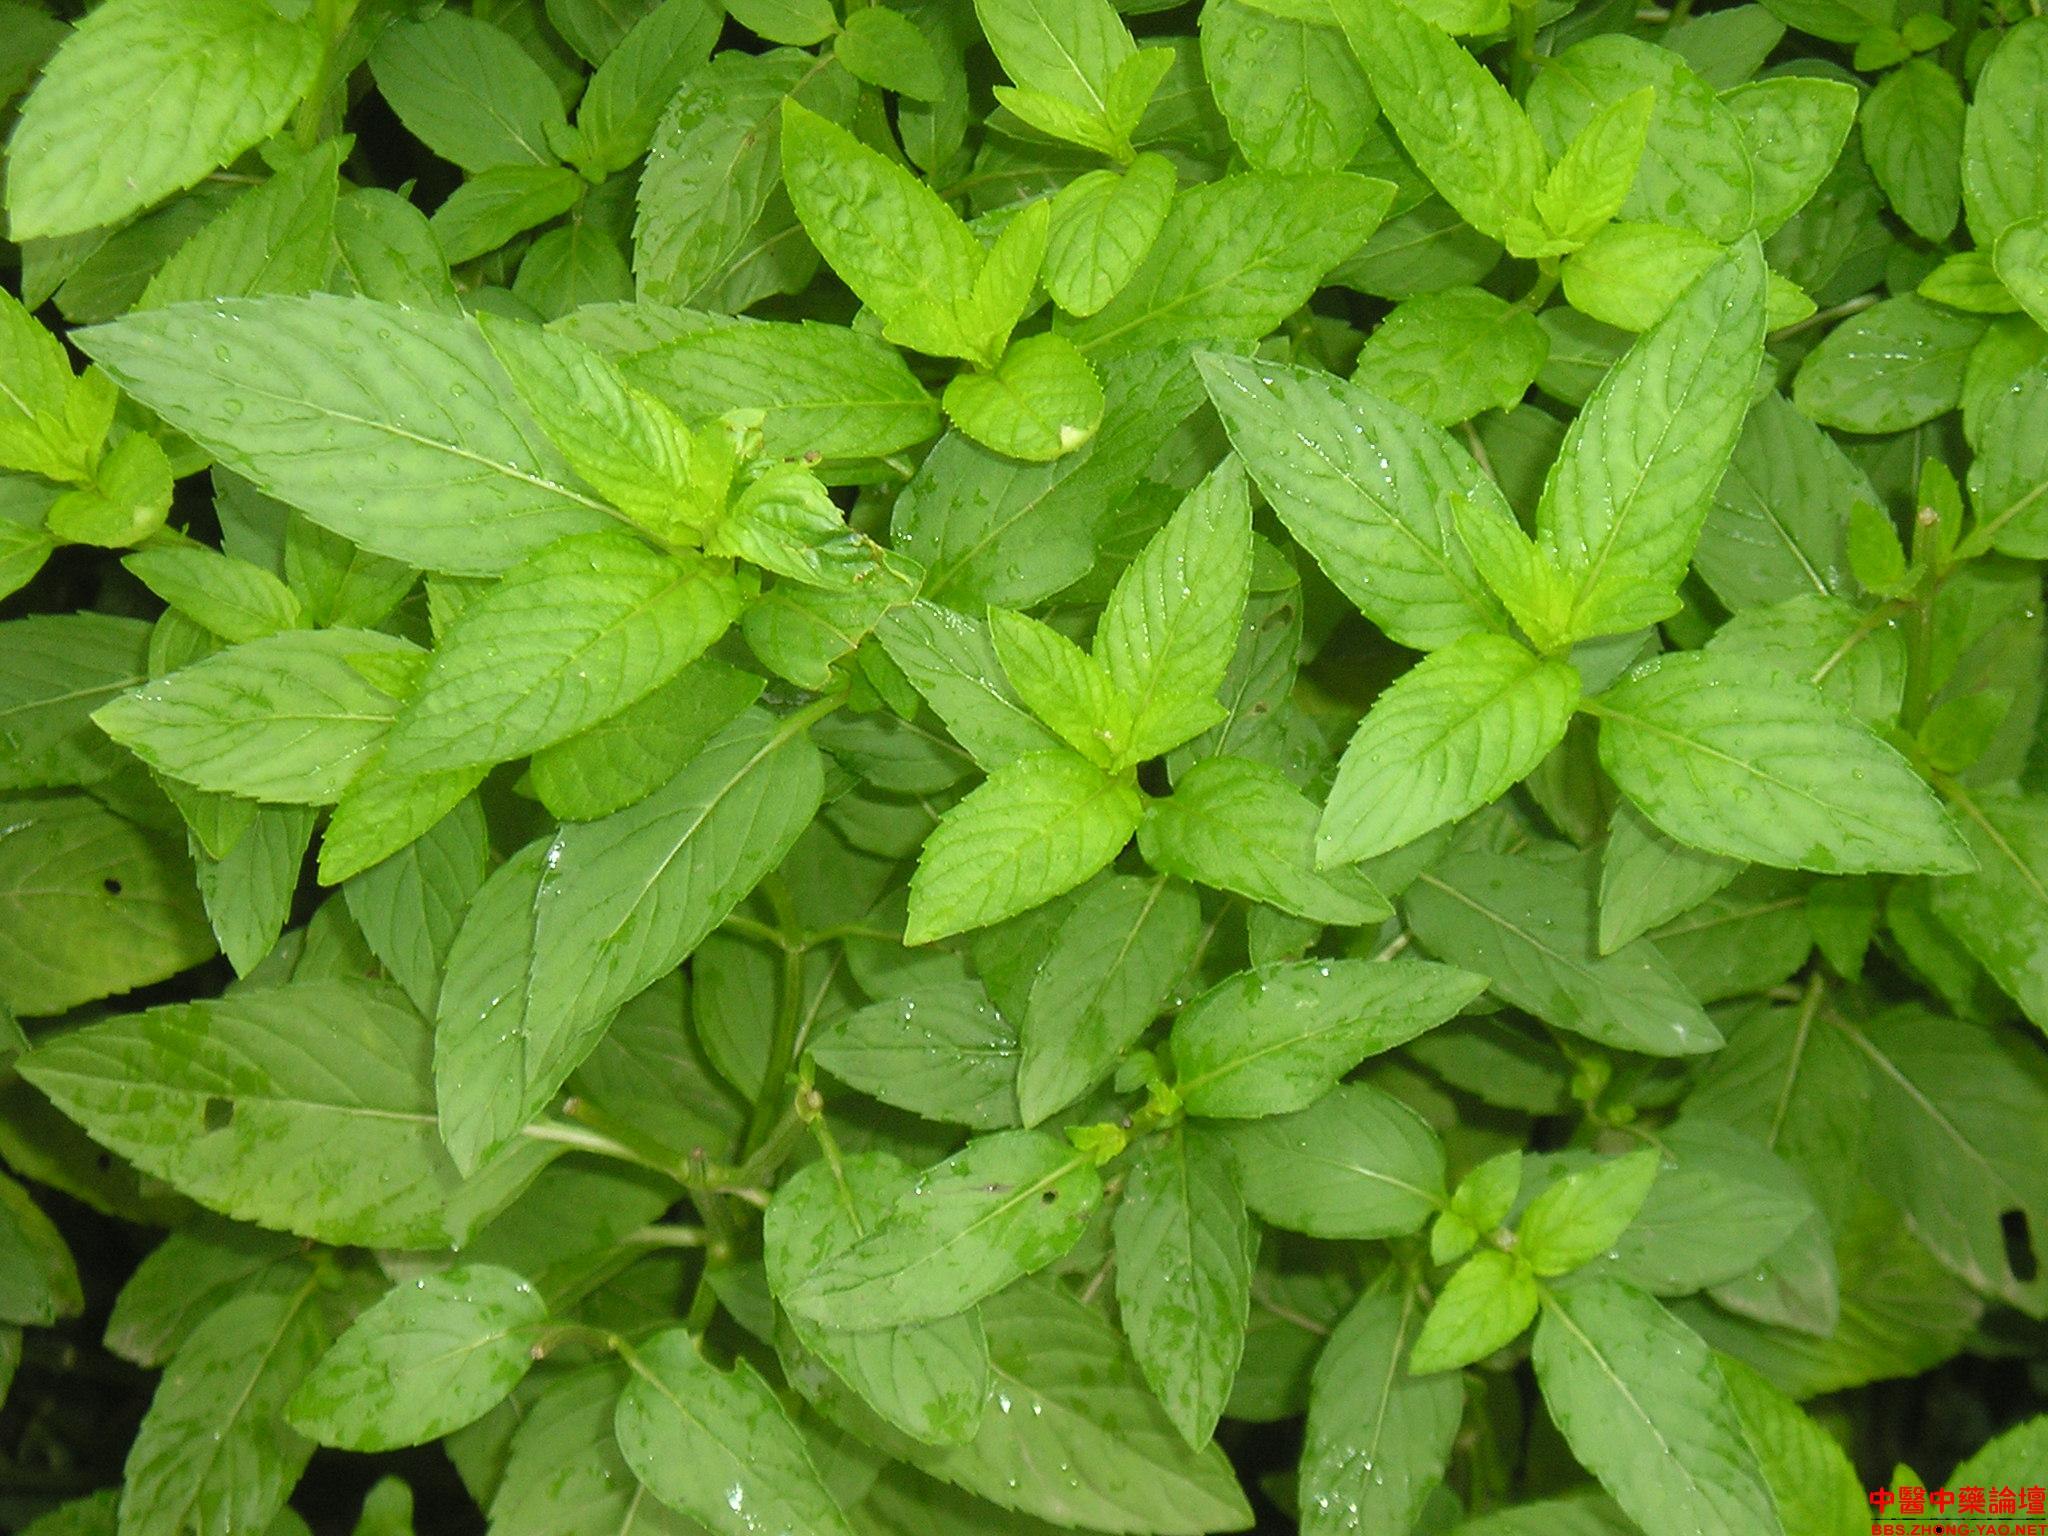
[2,0,2048,1532]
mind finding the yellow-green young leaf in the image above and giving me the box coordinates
[763,1154,991,1444]
[0,794,214,1019]
[44,431,174,548]
[879,602,1068,772]
[1403,851,1724,1057]
[122,547,303,645]
[1532,1280,1784,1536]
[0,1171,82,1326]
[974,0,1137,143]
[905,750,1143,943]
[1139,755,1390,925]
[944,334,1105,462]
[1201,356,1506,651]
[1332,0,1545,242]
[138,137,345,311]
[1096,458,1253,760]
[710,464,877,589]
[1995,215,2048,332]
[1539,238,1767,639]
[1017,874,1202,1126]
[287,1267,546,1452]
[76,296,614,575]
[1517,1148,1661,1276]
[780,102,993,363]
[319,758,488,887]
[374,533,740,777]
[1300,1291,1463,1536]
[1536,88,1655,247]
[1113,1126,1256,1448]
[0,288,104,483]
[480,314,721,542]
[1318,634,1579,868]
[989,607,1128,768]
[14,979,554,1249]
[782,1130,1101,1330]
[1961,16,2048,244]
[1065,173,1394,353]
[616,1327,857,1536]
[93,629,422,805]
[5,0,320,241]
[1409,1250,1539,1373]
[1595,650,1972,874]
[1169,958,1487,1119]
[965,199,1051,364]
[435,707,823,1172]
[1044,155,1178,318]
[119,1277,329,1536]
[1917,248,2025,314]
[835,5,947,100]
[368,11,568,173]
[1225,1081,1446,1239]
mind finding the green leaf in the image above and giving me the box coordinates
[570,0,724,176]
[879,1281,1254,1533]
[1724,77,1857,236]
[138,137,345,311]
[810,981,1019,1128]
[287,1266,546,1451]
[616,1327,856,1536]
[1409,1250,1539,1373]
[93,628,420,805]
[5,0,320,241]
[780,101,1006,364]
[1141,756,1389,924]
[1718,1355,1867,1536]
[975,0,1139,147]
[122,547,302,645]
[836,6,947,100]
[1332,0,1544,243]
[1517,1148,1661,1276]
[1538,238,1767,639]
[1860,58,1965,243]
[16,980,553,1249]
[1695,390,1866,611]
[944,334,1105,462]
[76,296,614,575]
[374,534,739,776]
[1224,1081,1445,1239]
[1113,1126,1256,1448]
[1298,1290,1462,1536]
[1352,287,1550,427]
[119,1276,327,1536]
[1319,634,1580,867]
[1065,174,1393,353]
[1170,957,1486,1118]
[0,794,213,1019]
[104,1223,299,1369]
[879,602,1068,771]
[1593,649,1972,874]
[1096,458,1253,759]
[0,613,151,790]
[1792,295,1986,434]
[1199,356,1507,650]
[1961,17,2048,243]
[1043,156,1178,319]
[1404,850,1724,1056]
[1928,785,2048,1030]
[764,1153,990,1445]
[1598,800,1741,954]
[1017,874,1202,1126]
[1609,1121,1815,1295]
[1536,89,1655,247]
[369,11,568,174]
[435,706,822,1171]
[1969,366,2048,557]
[341,793,488,1016]
[0,1171,81,1326]
[782,1130,1101,1330]
[1532,1279,1785,1536]
[990,606,1128,768]
[1995,215,2048,332]
[727,0,837,45]
[1201,0,1377,174]
[905,750,1143,944]
[190,800,315,978]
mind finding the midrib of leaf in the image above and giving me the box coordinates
[619,1349,757,1500]
[925,453,1090,600]
[1765,978,1826,1150]
[1015,1,1113,118]
[1175,1003,1393,1101]
[32,1053,439,1128]
[1413,870,1604,987]
[0,670,146,725]
[1280,1144,1440,1206]
[1939,777,2048,909]
[1652,893,1804,940]
[1538,1291,1695,1491]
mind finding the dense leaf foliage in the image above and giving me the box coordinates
[1,0,2047,1531]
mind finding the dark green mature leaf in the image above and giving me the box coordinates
[616,1326,856,1536]
[17,980,554,1249]
[1170,957,1486,1118]
[1225,1082,1445,1239]
[1533,1279,1785,1536]
[784,1131,1100,1331]
[288,1267,546,1451]
[810,982,1019,1128]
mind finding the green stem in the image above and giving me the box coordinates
[1900,596,1939,733]
[1511,0,1542,94]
